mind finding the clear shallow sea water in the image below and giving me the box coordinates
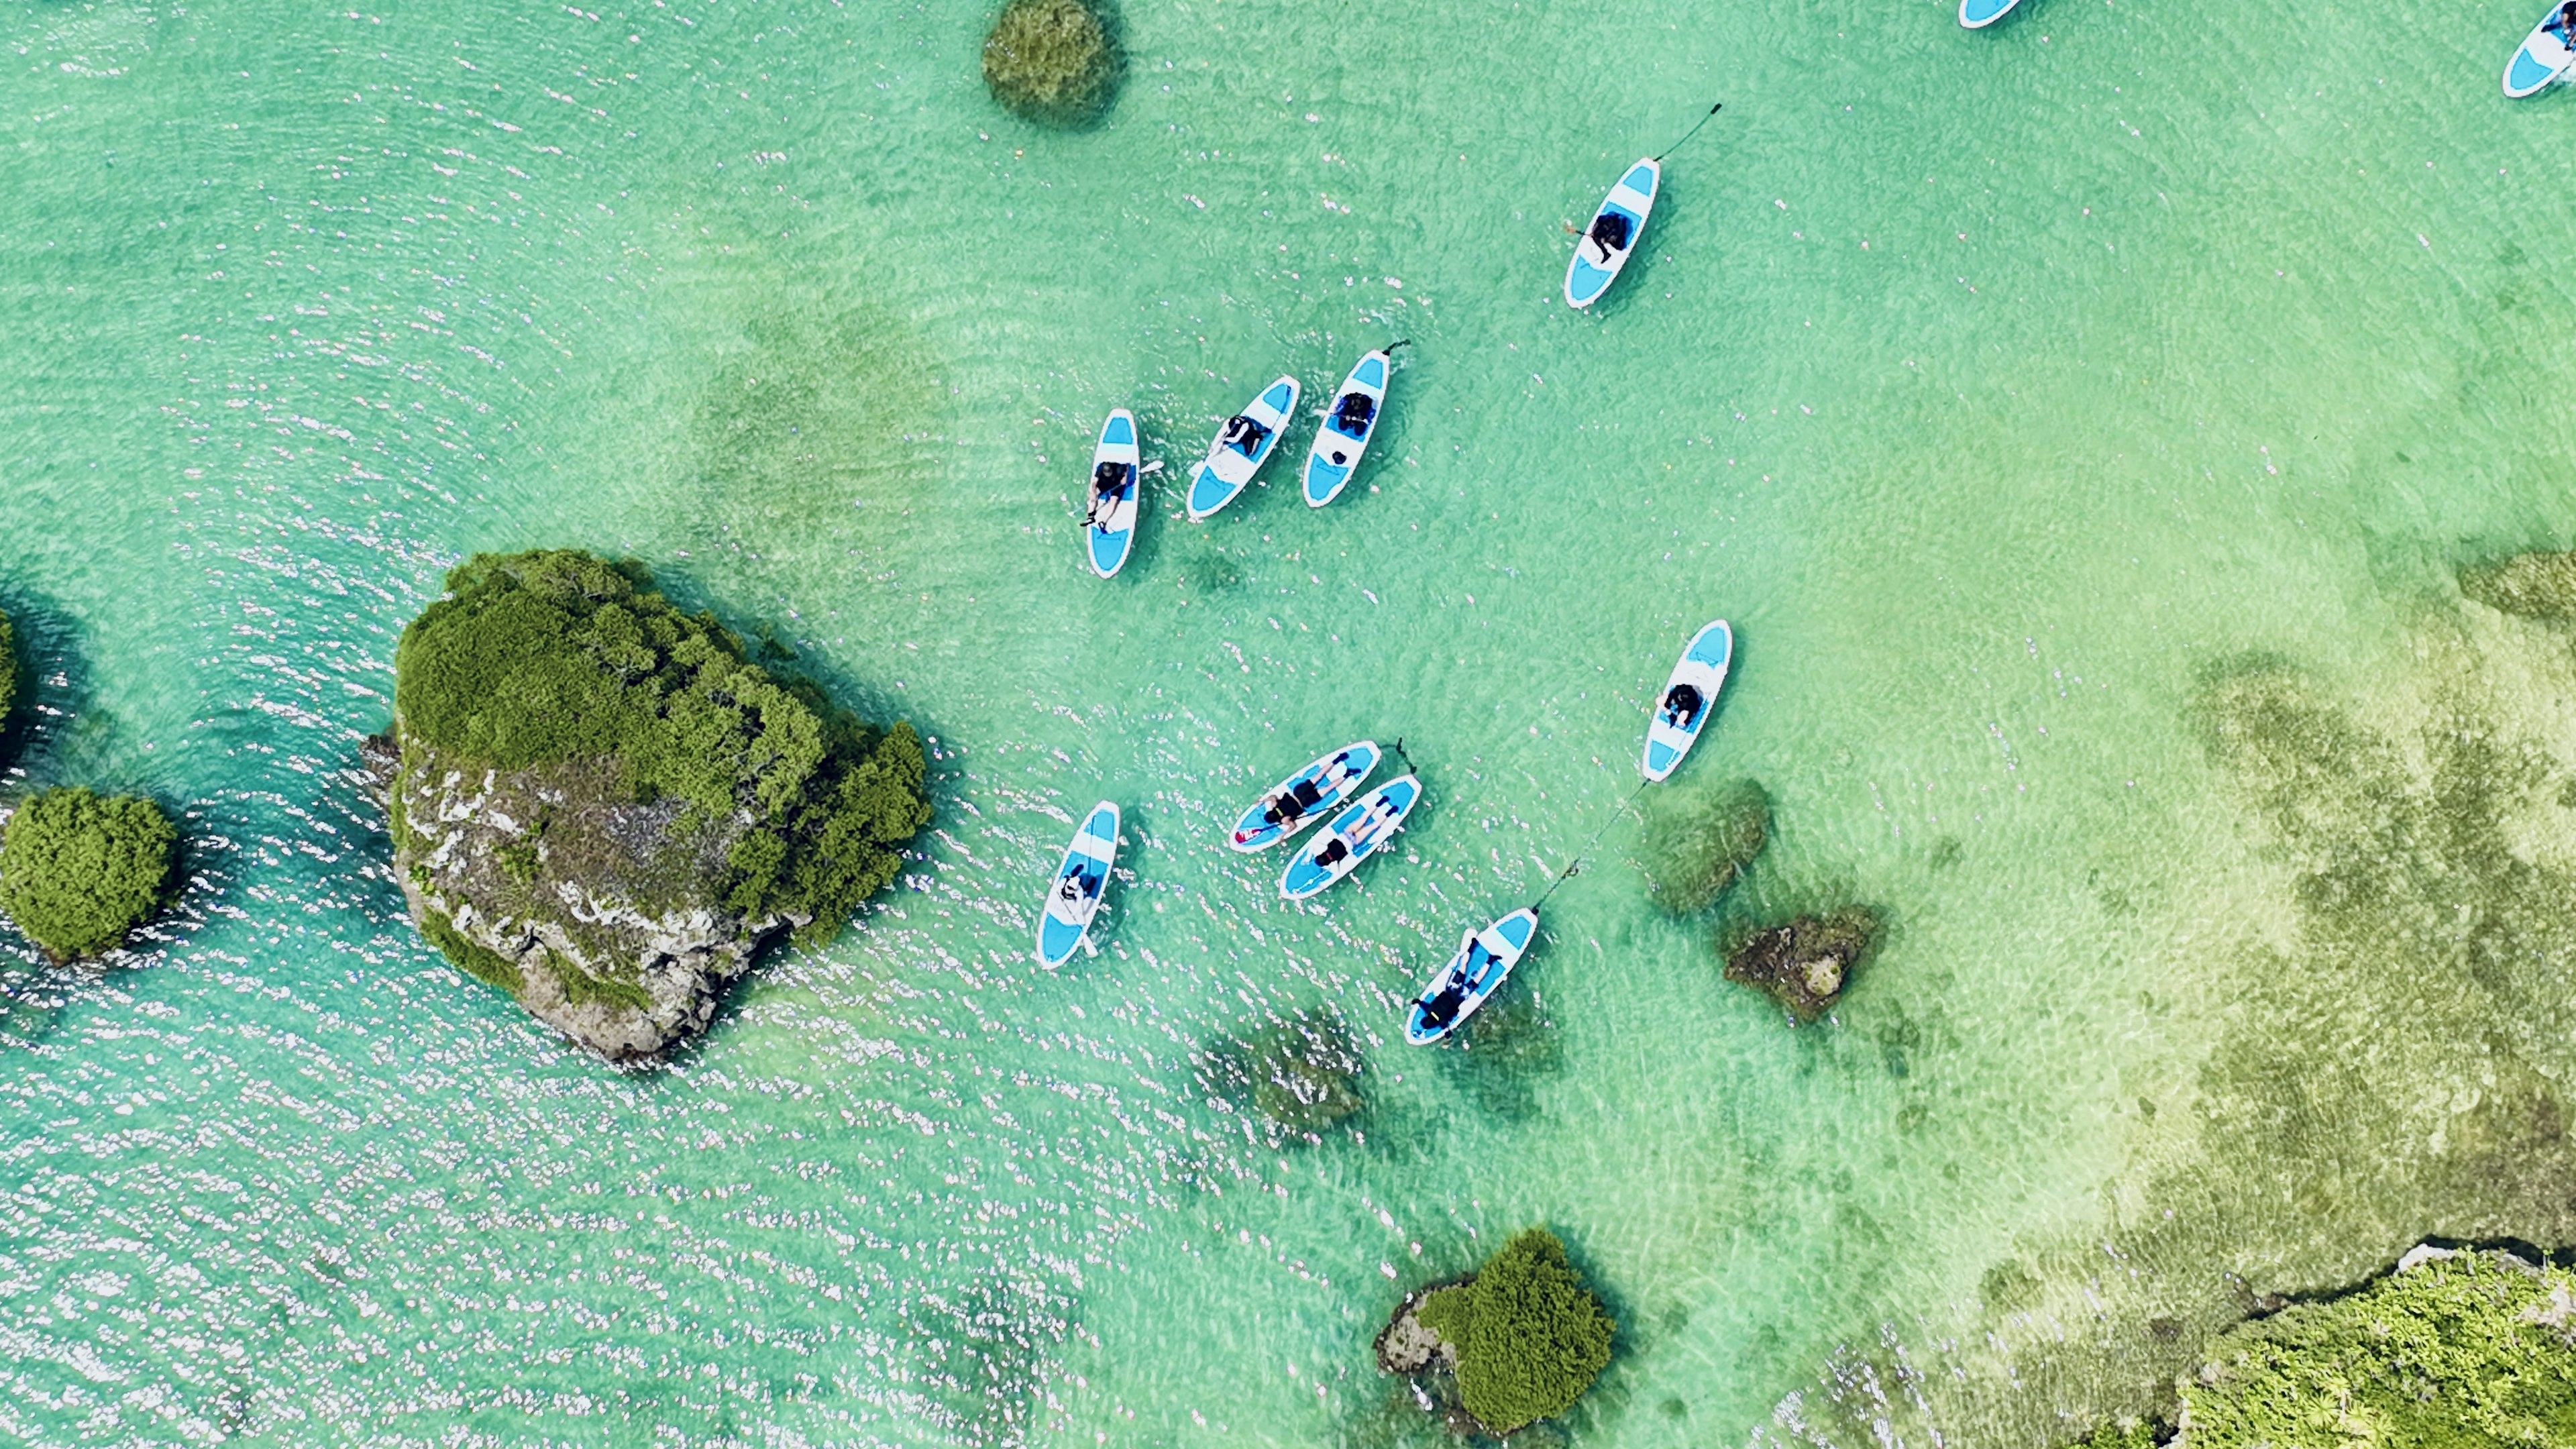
[8,0,2576,1444]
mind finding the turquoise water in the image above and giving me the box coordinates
[10,0,2576,1443]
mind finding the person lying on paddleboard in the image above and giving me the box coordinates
[1415,943,1497,1032]
[1084,461,1132,527]
[1259,751,1362,829]
[1219,415,1271,455]
[1660,682,1705,731]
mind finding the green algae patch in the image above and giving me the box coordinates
[1401,1229,1615,1436]
[1635,776,1770,913]
[2461,549,2576,622]
[1196,1005,1366,1144]
[0,786,175,963]
[2182,1249,2576,1448]
[981,0,1121,128]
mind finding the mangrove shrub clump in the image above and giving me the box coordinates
[1636,776,1770,913]
[2461,549,2576,621]
[981,0,1120,127]
[1411,1229,1615,1435]
[2173,1248,2576,1448]
[390,549,931,1063]
[1724,908,1879,1021]
[0,787,176,961]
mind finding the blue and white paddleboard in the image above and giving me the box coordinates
[1642,620,1731,782]
[1405,908,1540,1046]
[1186,375,1300,521]
[1303,350,1391,508]
[1565,158,1658,309]
[2506,1,2576,96]
[1230,740,1379,852]
[1960,0,2024,28]
[1034,801,1120,966]
[1280,773,1421,900]
[1083,409,1142,579]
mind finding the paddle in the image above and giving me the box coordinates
[1655,101,1725,163]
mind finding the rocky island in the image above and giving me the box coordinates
[1377,1228,1615,1437]
[387,549,931,1065]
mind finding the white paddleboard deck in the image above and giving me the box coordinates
[1280,773,1421,900]
[1565,158,1658,309]
[1084,409,1142,579]
[1303,350,1390,508]
[1230,741,1379,852]
[1643,619,1732,782]
[1405,908,1540,1044]
[1187,375,1300,521]
[2506,2,2576,95]
[1036,801,1120,965]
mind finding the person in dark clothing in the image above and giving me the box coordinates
[2552,0,2576,40]
[1662,682,1705,730]
[1220,415,1271,454]
[1587,209,1635,263]
[1332,392,1377,436]
[1085,462,1132,527]
[1416,981,1466,1031]
[1314,838,1350,869]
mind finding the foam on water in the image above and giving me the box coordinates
[7,0,2576,1444]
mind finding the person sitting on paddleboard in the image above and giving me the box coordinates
[1084,462,1131,527]
[1662,682,1705,731]
[2552,0,2576,40]
[1585,209,1634,266]
[1219,415,1271,455]
[1332,392,1376,436]
[1059,865,1098,904]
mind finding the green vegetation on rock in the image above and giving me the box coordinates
[2176,1250,2576,1449]
[981,0,1120,127]
[2461,549,2576,621]
[394,549,930,949]
[1410,1229,1615,1435]
[0,786,176,962]
[1636,775,1770,913]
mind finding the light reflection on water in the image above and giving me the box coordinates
[5,0,2576,1444]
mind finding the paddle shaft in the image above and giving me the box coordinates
[1655,101,1724,162]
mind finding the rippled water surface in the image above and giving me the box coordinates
[9,0,2576,1443]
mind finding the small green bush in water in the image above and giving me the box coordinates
[2176,1250,2576,1448]
[0,787,176,961]
[1637,776,1770,913]
[395,549,930,946]
[981,0,1120,127]
[1415,1228,1615,1434]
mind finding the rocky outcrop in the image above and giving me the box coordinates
[391,738,796,1065]
[1375,1280,1465,1377]
[1723,908,1880,1021]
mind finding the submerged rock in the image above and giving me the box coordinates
[1636,776,1770,913]
[388,550,930,1067]
[1723,908,1879,1020]
[1197,1004,1365,1141]
[2462,549,2576,621]
[981,0,1121,128]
